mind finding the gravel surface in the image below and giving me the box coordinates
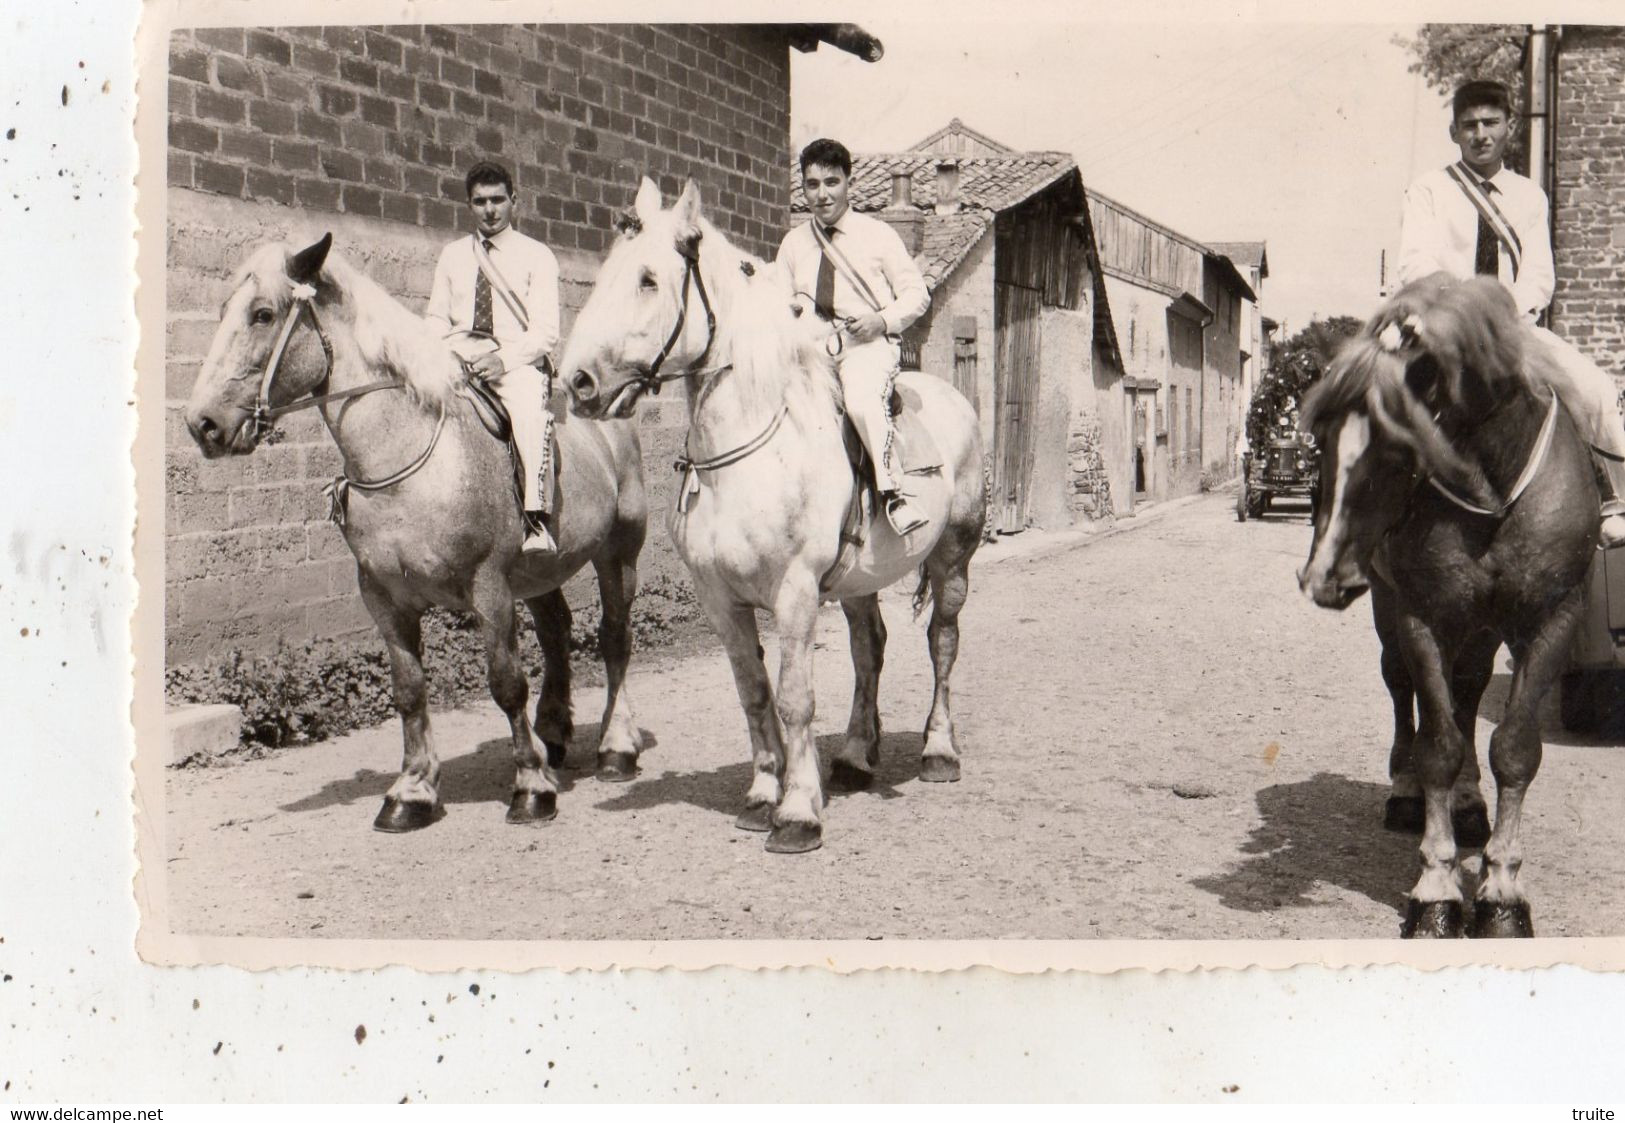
[163,492,1625,941]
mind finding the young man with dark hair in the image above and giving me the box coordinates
[1397,79,1625,545]
[776,137,932,536]
[425,161,563,553]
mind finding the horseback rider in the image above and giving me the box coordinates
[777,138,932,537]
[425,161,562,554]
[1396,79,1625,547]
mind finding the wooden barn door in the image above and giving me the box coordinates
[993,280,1042,533]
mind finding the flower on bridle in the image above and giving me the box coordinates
[290,282,318,302]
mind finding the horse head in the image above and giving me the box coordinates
[1297,275,1506,609]
[185,234,336,458]
[563,177,721,420]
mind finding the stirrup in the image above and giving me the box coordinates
[523,514,557,554]
[885,493,926,536]
[1600,511,1625,551]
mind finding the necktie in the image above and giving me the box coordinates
[473,238,495,336]
[1473,181,1499,278]
[814,227,837,321]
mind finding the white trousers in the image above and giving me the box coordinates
[837,339,901,492]
[1530,326,1625,458]
[493,364,554,513]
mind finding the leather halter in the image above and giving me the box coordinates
[599,249,719,417]
[247,282,395,440]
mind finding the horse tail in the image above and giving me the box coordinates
[911,565,932,619]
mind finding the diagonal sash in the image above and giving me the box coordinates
[472,234,530,330]
[1446,163,1523,280]
[809,220,885,316]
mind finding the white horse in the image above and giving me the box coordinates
[562,178,987,853]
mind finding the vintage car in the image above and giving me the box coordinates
[1559,544,1625,734]
[1236,410,1318,521]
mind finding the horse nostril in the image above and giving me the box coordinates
[570,369,597,400]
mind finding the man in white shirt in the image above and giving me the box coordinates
[1397,79,1625,546]
[425,161,562,553]
[777,138,932,536]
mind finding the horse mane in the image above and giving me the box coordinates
[1304,281,1504,510]
[693,218,842,421]
[237,243,461,410]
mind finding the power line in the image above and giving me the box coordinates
[1093,27,1387,177]
[1074,25,1336,162]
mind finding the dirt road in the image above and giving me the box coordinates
[164,493,1625,941]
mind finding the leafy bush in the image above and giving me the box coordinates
[167,578,711,757]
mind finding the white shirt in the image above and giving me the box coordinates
[424,225,561,372]
[775,209,929,336]
[1396,163,1554,322]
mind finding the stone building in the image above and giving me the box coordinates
[162,22,877,664]
[1087,190,1255,504]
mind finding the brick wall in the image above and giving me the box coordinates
[1553,26,1625,380]
[168,24,791,258]
[165,23,795,666]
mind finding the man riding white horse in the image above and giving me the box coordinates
[777,138,931,537]
[1397,78,1625,547]
[425,160,562,553]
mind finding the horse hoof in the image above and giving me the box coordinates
[1401,898,1466,939]
[765,820,823,854]
[543,741,568,770]
[595,750,639,783]
[1452,805,1492,849]
[506,789,558,824]
[1470,899,1534,939]
[1383,796,1423,834]
[828,758,874,792]
[919,755,961,783]
[734,802,774,832]
[373,797,442,833]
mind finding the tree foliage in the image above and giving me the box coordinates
[1246,316,1363,450]
[1396,24,1529,172]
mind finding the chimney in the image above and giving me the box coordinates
[879,165,924,256]
[934,158,960,215]
[889,170,912,209]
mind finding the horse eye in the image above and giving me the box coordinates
[251,307,275,326]
[638,270,657,291]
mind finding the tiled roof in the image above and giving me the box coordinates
[791,152,1077,291]
[1207,240,1269,277]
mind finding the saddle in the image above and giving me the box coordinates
[819,380,947,594]
[458,367,558,519]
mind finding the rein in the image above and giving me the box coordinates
[1424,391,1560,519]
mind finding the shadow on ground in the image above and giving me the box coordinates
[277,721,627,814]
[588,730,926,821]
[1191,770,1415,918]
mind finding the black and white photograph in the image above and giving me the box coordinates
[135,10,1625,961]
[11,0,1625,1104]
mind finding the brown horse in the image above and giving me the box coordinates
[184,234,649,832]
[562,179,987,854]
[1298,274,1597,938]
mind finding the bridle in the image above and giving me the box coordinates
[243,279,443,527]
[246,281,396,442]
[598,247,720,418]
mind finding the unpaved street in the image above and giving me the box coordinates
[164,493,1625,941]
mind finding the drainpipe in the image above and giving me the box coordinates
[1527,24,1557,327]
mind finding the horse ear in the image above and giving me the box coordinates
[633,177,663,226]
[288,233,332,286]
[673,179,703,258]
